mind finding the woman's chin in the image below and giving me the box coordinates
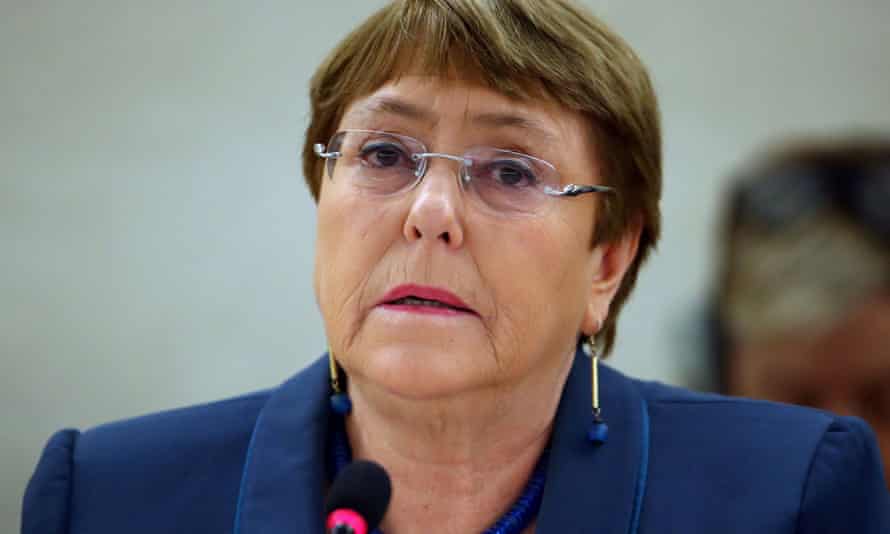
[351,344,496,402]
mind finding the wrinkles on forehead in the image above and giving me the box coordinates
[341,87,564,152]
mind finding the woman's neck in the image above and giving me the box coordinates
[343,355,572,534]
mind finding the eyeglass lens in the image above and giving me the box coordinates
[325,130,560,215]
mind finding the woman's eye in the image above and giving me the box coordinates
[488,161,537,187]
[360,142,408,168]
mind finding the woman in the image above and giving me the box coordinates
[23,1,889,533]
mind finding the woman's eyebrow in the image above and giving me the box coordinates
[352,97,437,124]
[470,112,558,145]
[350,97,558,145]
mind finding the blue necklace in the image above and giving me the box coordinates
[328,406,549,534]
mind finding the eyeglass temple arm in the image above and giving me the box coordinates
[313,143,341,159]
[544,184,614,197]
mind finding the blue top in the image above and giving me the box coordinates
[23,348,890,533]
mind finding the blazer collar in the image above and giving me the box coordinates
[233,356,330,533]
[234,347,648,534]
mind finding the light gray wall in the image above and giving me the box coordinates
[3,1,889,530]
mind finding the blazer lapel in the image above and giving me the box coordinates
[233,356,330,534]
[537,348,648,534]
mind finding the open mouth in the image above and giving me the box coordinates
[378,285,477,315]
[385,296,474,313]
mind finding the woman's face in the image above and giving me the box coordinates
[314,76,628,400]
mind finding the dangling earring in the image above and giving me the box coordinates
[582,334,608,445]
[328,349,352,415]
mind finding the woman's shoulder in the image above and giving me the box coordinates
[83,387,273,448]
[634,375,837,425]
[23,355,333,533]
[624,374,890,532]
[22,389,272,533]
[68,387,273,475]
[631,375,880,450]
[629,373,881,477]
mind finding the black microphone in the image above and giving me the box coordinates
[325,460,392,534]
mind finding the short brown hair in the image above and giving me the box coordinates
[302,0,662,355]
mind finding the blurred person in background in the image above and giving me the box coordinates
[712,137,890,486]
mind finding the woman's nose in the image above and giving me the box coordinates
[402,160,465,248]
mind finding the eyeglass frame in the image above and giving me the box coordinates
[312,129,614,216]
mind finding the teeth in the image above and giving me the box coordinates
[393,296,451,308]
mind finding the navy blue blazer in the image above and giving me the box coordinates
[24,349,890,533]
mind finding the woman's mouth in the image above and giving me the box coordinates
[377,285,477,316]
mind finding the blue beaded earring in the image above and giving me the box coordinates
[328,350,352,415]
[582,335,608,445]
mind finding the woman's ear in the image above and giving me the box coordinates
[581,217,643,335]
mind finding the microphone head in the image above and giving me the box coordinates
[325,460,392,531]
